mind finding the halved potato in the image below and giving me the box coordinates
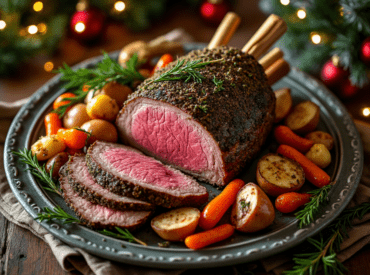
[285,101,320,134]
[256,153,305,197]
[231,183,275,233]
[274,87,293,123]
[151,207,200,242]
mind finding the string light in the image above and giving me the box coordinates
[311,32,322,44]
[297,9,306,19]
[33,1,43,12]
[28,25,38,34]
[75,22,86,33]
[114,1,126,12]
[0,20,6,30]
[37,23,47,34]
[280,0,290,5]
[363,108,370,117]
[44,61,54,72]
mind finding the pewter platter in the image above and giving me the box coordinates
[4,43,363,269]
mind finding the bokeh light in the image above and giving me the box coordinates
[114,1,126,12]
[297,9,306,19]
[0,20,6,30]
[75,22,86,33]
[33,1,43,12]
[280,0,290,6]
[44,61,54,72]
[28,25,38,34]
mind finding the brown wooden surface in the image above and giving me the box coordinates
[1,1,370,274]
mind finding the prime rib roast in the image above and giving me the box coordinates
[59,166,152,230]
[116,46,275,187]
[85,141,209,208]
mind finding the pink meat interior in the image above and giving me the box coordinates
[103,148,191,189]
[130,106,208,171]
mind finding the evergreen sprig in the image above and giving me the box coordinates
[145,58,222,87]
[36,206,80,224]
[54,52,144,117]
[12,149,61,195]
[100,227,147,246]
[295,185,332,228]
[286,202,370,275]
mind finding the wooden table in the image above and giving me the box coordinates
[1,1,370,274]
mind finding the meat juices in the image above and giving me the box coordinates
[116,46,275,187]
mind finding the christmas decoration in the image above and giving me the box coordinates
[70,7,106,42]
[340,78,360,98]
[200,0,230,25]
[360,37,370,67]
[259,0,370,90]
[320,58,348,89]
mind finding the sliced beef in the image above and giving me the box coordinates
[86,141,208,208]
[67,154,155,211]
[59,171,151,231]
[116,46,275,187]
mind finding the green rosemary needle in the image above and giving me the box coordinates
[12,149,61,196]
[145,58,223,87]
[36,206,80,224]
[295,185,332,228]
[100,227,147,246]
[54,52,144,117]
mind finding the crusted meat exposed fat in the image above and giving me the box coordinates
[116,46,275,186]
[86,141,208,208]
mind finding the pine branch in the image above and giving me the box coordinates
[12,149,61,196]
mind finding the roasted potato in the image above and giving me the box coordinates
[31,135,66,161]
[86,94,119,121]
[45,152,69,179]
[305,143,331,168]
[285,101,320,134]
[151,207,200,242]
[305,131,334,151]
[231,183,275,233]
[80,119,118,143]
[63,103,90,129]
[274,87,293,123]
[256,153,305,197]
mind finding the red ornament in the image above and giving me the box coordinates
[338,78,360,99]
[200,0,229,25]
[320,58,348,89]
[70,8,105,42]
[360,37,370,67]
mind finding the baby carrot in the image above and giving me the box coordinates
[185,224,234,250]
[274,125,314,153]
[275,192,312,213]
[277,144,331,188]
[199,179,245,230]
[44,112,62,136]
[153,53,174,73]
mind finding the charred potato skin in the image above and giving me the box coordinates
[256,153,305,197]
[285,101,320,134]
[231,183,275,233]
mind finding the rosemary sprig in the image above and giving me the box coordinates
[100,227,147,246]
[145,58,223,87]
[36,206,80,224]
[295,185,332,228]
[212,75,225,93]
[286,202,370,275]
[54,52,144,117]
[12,149,61,196]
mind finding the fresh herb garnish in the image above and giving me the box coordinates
[145,58,222,87]
[286,202,370,275]
[55,52,144,117]
[196,105,208,113]
[212,76,225,93]
[100,227,147,246]
[295,185,332,228]
[12,149,61,195]
[240,200,250,209]
[36,206,80,224]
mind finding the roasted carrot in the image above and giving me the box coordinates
[275,192,312,213]
[277,144,331,188]
[274,125,314,153]
[53,92,76,111]
[199,179,245,230]
[152,54,174,74]
[184,224,234,250]
[44,112,62,136]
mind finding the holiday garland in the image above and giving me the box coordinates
[259,0,370,89]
